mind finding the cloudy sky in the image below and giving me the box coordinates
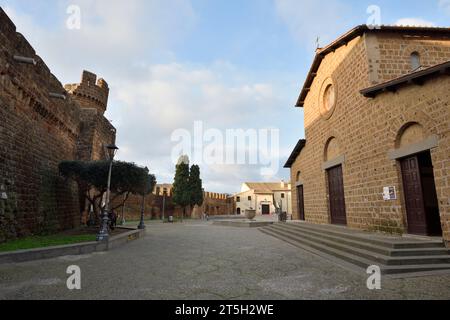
[2,0,449,193]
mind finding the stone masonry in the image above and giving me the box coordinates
[286,26,450,244]
[0,8,116,241]
[112,185,234,221]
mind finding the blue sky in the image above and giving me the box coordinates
[2,0,449,193]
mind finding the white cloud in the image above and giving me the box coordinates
[3,0,197,82]
[395,18,436,27]
[2,1,294,193]
[110,61,287,192]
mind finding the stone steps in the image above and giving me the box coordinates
[259,223,450,275]
[286,222,445,249]
[275,223,450,257]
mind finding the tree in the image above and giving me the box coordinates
[59,160,156,223]
[172,156,190,220]
[141,171,157,196]
[189,165,204,209]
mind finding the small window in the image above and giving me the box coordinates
[410,52,421,70]
[281,193,285,199]
[248,196,252,201]
[236,196,240,203]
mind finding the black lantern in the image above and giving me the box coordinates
[105,144,119,160]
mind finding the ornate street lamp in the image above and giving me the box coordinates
[97,144,119,242]
[138,167,149,230]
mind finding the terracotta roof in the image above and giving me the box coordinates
[296,25,450,108]
[155,184,173,188]
[245,182,291,193]
[284,139,306,168]
[360,60,450,98]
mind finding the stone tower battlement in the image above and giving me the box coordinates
[65,70,110,115]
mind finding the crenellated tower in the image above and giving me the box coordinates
[64,70,109,115]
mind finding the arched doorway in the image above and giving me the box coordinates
[237,208,241,215]
[324,137,347,226]
[396,123,442,236]
[296,171,305,221]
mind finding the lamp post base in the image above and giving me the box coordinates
[137,223,146,230]
[97,211,110,242]
[96,233,109,242]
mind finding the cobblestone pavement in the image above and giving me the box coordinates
[1,221,450,300]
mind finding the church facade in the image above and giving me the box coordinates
[285,25,450,245]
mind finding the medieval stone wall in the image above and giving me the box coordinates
[111,190,233,222]
[0,10,80,239]
[65,70,109,115]
[0,9,116,241]
[201,194,234,216]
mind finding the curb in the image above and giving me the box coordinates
[212,220,274,228]
[0,227,145,265]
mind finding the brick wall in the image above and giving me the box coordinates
[0,10,80,239]
[367,32,450,83]
[290,30,450,243]
[0,9,116,241]
[110,191,234,221]
[201,195,234,216]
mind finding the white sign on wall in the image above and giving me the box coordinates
[383,187,397,201]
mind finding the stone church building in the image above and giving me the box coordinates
[0,9,116,241]
[285,25,450,245]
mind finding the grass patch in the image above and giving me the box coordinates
[0,234,96,253]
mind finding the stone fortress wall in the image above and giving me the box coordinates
[0,8,116,242]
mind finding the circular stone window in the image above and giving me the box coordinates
[319,78,337,119]
[323,85,335,112]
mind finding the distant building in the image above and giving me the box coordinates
[153,184,173,197]
[233,182,292,216]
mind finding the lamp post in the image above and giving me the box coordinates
[97,144,119,242]
[138,167,149,230]
[162,190,166,222]
[138,193,146,229]
[120,194,126,226]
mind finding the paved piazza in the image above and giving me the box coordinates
[1,221,450,300]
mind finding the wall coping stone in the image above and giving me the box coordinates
[0,227,145,265]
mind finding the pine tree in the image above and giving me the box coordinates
[189,165,204,209]
[172,156,190,221]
